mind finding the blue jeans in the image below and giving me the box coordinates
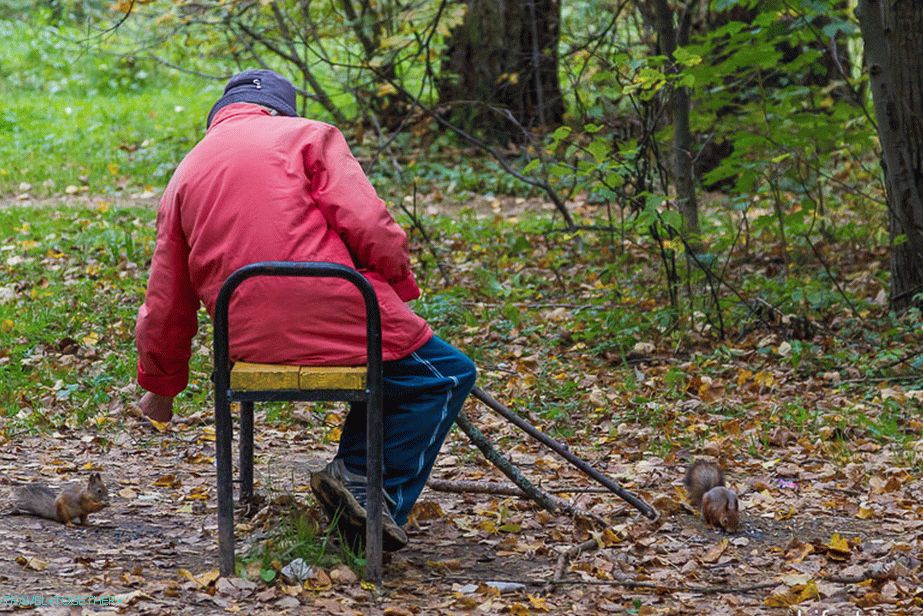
[335,336,476,525]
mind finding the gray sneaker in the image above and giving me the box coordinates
[310,458,408,552]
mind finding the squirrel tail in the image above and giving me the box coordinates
[13,484,59,520]
[684,460,725,507]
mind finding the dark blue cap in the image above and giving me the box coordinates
[206,69,298,128]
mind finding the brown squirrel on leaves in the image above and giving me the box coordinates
[684,460,739,533]
[12,473,109,526]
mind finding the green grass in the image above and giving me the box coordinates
[0,19,218,196]
[238,506,364,582]
[1,84,214,196]
[0,204,218,428]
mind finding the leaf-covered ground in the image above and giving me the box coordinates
[1,196,922,614]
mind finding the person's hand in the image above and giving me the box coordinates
[138,391,174,422]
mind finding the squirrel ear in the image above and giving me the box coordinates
[91,472,100,480]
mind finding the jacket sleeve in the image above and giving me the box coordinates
[305,124,421,301]
[135,188,199,396]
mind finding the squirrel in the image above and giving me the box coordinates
[684,460,739,533]
[12,473,109,526]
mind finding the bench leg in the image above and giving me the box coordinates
[215,394,235,576]
[365,397,384,584]
[240,401,254,504]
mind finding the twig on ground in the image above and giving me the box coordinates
[436,574,779,595]
[879,348,923,371]
[471,387,658,520]
[427,479,613,496]
[552,536,599,584]
[454,413,607,526]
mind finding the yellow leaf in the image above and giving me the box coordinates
[185,453,214,465]
[153,474,181,489]
[478,519,498,534]
[179,567,220,588]
[360,580,377,591]
[197,569,221,587]
[826,533,851,560]
[16,556,48,571]
[107,163,120,176]
[796,580,820,602]
[82,332,99,346]
[325,425,342,443]
[147,418,171,433]
[507,603,529,616]
[764,583,816,608]
[856,506,874,520]
[826,532,850,554]
[764,591,796,608]
[1,319,13,333]
[178,568,198,585]
[185,486,209,500]
[599,527,622,546]
[528,594,552,611]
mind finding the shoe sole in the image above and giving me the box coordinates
[310,470,408,552]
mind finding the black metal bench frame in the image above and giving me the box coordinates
[213,261,385,583]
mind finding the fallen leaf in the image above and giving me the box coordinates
[16,556,48,571]
[528,594,552,611]
[825,533,851,560]
[700,538,729,564]
[153,474,182,489]
[179,567,220,588]
[329,565,358,584]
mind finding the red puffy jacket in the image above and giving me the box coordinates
[136,103,432,396]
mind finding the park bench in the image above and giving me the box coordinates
[212,262,386,583]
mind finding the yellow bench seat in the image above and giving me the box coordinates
[230,362,367,391]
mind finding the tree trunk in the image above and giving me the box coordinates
[857,0,923,310]
[438,0,564,139]
[648,0,700,242]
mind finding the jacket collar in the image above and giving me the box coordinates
[207,103,274,132]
